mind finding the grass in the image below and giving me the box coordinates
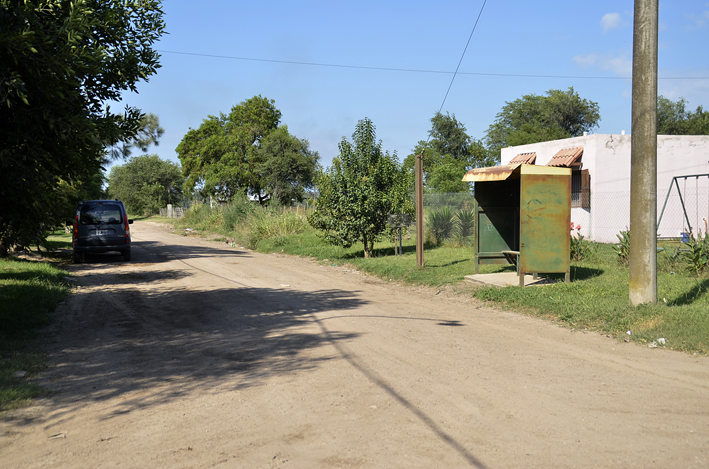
[0,255,71,411]
[258,230,506,286]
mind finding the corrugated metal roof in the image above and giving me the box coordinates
[509,152,536,165]
[546,147,583,167]
[462,164,522,182]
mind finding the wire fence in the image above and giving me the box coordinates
[416,187,709,245]
[578,186,709,243]
[411,192,476,244]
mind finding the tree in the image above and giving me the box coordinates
[0,0,165,254]
[308,118,412,258]
[403,112,494,193]
[657,96,709,135]
[485,87,601,156]
[177,95,283,203]
[254,126,319,205]
[109,113,165,160]
[107,155,183,216]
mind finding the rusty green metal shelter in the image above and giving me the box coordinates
[463,163,571,287]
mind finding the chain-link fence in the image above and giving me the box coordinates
[412,192,476,244]
[414,186,709,246]
[657,184,709,239]
[585,185,709,243]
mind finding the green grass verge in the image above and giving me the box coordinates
[258,230,509,286]
[0,256,71,412]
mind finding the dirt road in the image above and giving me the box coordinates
[1,221,708,468]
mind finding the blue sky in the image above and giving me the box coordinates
[117,0,709,170]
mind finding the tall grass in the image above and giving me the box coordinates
[176,200,310,249]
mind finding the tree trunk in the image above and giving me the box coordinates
[362,234,372,258]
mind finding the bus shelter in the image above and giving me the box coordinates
[463,163,571,287]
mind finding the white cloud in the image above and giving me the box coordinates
[684,10,709,30]
[601,13,622,33]
[658,78,709,105]
[573,52,632,77]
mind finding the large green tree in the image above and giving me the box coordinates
[177,96,280,202]
[484,87,601,156]
[177,96,318,205]
[657,96,709,135]
[404,112,494,193]
[309,118,412,258]
[107,155,183,216]
[0,0,165,254]
[254,126,319,205]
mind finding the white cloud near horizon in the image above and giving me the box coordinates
[685,10,709,30]
[601,13,622,32]
[572,52,632,77]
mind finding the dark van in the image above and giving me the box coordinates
[71,200,133,263]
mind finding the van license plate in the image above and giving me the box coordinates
[95,230,108,236]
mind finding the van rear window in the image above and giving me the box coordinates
[80,204,123,225]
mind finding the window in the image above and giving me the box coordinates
[571,169,590,209]
[80,203,123,225]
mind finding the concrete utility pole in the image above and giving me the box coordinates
[629,0,658,305]
[415,154,424,268]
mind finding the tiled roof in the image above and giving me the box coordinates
[546,147,583,167]
[509,152,536,164]
[463,164,521,182]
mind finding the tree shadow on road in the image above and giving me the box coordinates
[9,285,365,428]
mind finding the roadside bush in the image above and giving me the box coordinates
[656,240,685,273]
[427,207,454,244]
[570,224,598,262]
[683,234,709,276]
[454,208,475,244]
[613,229,631,265]
[222,195,255,231]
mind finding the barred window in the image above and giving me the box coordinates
[571,169,590,209]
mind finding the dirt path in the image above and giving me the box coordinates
[1,221,708,468]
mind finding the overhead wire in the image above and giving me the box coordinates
[436,0,488,115]
[155,49,708,81]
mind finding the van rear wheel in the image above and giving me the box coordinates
[73,251,81,264]
[122,249,131,262]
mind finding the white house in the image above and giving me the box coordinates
[499,134,709,243]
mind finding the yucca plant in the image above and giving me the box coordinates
[454,208,475,243]
[427,207,454,244]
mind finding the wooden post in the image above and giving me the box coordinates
[416,154,424,268]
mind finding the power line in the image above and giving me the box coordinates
[156,49,708,81]
[437,0,488,114]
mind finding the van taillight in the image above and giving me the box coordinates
[124,216,130,241]
[73,214,79,239]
